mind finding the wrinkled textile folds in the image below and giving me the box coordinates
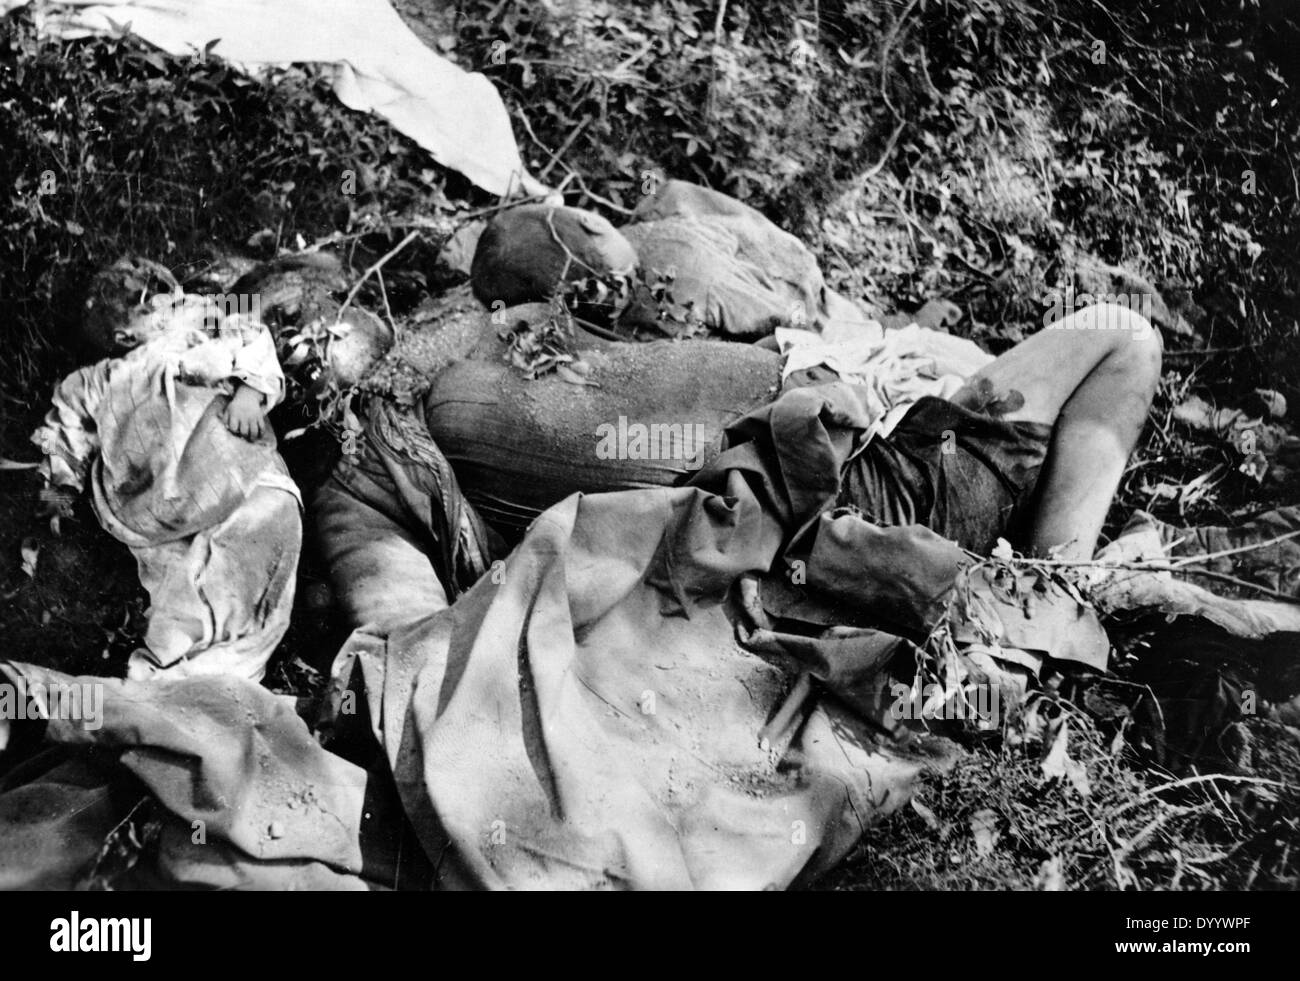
[33,320,301,679]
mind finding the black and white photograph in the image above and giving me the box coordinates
[0,0,1295,930]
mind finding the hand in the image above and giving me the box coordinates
[221,384,268,441]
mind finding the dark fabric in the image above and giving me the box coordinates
[837,396,1053,555]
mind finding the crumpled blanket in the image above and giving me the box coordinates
[33,311,301,680]
[3,0,541,196]
[0,662,371,890]
[1,381,977,890]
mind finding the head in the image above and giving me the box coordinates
[81,256,183,354]
[322,307,395,388]
[112,293,246,351]
[470,205,639,312]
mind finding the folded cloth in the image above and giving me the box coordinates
[0,662,371,890]
[778,321,994,437]
[129,483,301,680]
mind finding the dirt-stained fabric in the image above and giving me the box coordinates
[328,381,963,889]
[0,662,371,891]
[33,309,301,680]
[618,180,882,341]
[0,381,969,891]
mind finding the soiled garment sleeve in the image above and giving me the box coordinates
[176,318,285,406]
[32,360,112,492]
[228,320,286,405]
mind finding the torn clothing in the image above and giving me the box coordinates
[33,320,301,680]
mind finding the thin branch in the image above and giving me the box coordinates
[336,229,421,320]
[878,0,920,119]
[1166,529,1300,569]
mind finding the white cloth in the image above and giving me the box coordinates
[4,0,541,196]
[34,306,302,680]
[777,321,995,437]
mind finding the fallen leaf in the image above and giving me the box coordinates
[20,538,39,578]
[1042,722,1091,796]
[1064,756,1092,797]
[970,807,999,857]
[1035,856,1065,891]
[1042,721,1070,779]
[1255,389,1287,418]
[911,797,941,832]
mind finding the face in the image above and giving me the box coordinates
[82,258,183,354]
[112,293,226,351]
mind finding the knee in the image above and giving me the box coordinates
[1085,303,1161,380]
[1089,306,1162,424]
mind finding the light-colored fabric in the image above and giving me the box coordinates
[619,180,884,341]
[0,382,958,891]
[777,322,995,439]
[33,308,302,680]
[4,0,540,196]
[35,305,294,541]
[0,663,370,891]
[127,483,300,680]
[332,486,943,890]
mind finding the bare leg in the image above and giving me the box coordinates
[951,303,1162,559]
